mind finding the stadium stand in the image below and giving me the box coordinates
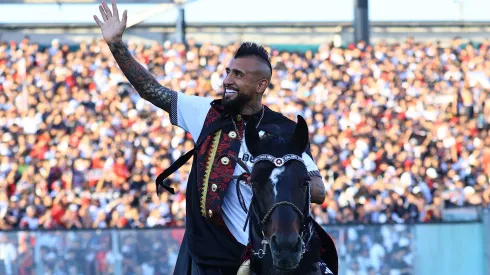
[1,37,490,233]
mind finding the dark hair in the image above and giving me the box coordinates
[234,42,272,73]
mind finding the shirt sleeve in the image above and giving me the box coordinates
[170,92,214,143]
[301,152,320,173]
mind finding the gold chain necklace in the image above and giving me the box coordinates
[231,105,265,141]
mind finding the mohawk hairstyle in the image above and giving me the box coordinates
[234,42,272,73]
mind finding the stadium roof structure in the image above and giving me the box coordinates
[0,0,489,26]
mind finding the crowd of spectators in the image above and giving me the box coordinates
[0,228,183,275]
[1,36,490,232]
[0,223,410,275]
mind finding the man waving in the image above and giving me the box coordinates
[94,1,336,274]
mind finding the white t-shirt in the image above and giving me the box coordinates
[171,93,320,245]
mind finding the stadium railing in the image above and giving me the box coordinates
[0,219,488,275]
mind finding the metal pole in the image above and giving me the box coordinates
[34,232,43,275]
[175,5,186,44]
[353,0,370,45]
[112,230,122,275]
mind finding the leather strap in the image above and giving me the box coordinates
[156,148,196,195]
[155,114,230,195]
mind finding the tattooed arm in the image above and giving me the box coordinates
[93,0,176,113]
[108,41,176,113]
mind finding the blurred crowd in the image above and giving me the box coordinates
[0,228,183,275]
[1,36,490,232]
[341,224,412,275]
[0,223,410,275]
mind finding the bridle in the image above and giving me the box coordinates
[214,152,314,263]
[248,153,314,262]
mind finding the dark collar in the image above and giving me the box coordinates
[209,99,295,137]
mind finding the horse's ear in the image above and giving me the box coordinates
[292,115,309,155]
[245,118,262,156]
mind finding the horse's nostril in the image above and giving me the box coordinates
[271,235,278,248]
[271,233,302,253]
[295,237,302,251]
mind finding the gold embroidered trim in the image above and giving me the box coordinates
[200,129,222,217]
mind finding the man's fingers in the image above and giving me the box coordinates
[99,5,108,21]
[121,10,127,27]
[112,0,119,19]
[102,1,113,18]
[94,15,103,27]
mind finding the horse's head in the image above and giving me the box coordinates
[245,115,312,270]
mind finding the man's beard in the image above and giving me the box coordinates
[223,92,253,115]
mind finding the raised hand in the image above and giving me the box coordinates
[94,0,128,44]
[93,0,177,114]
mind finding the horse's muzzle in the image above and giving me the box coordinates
[270,232,302,270]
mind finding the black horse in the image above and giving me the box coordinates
[236,115,338,275]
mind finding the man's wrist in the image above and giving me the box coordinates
[107,38,124,46]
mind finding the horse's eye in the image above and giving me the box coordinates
[303,176,310,186]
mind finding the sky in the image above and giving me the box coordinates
[0,0,489,24]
